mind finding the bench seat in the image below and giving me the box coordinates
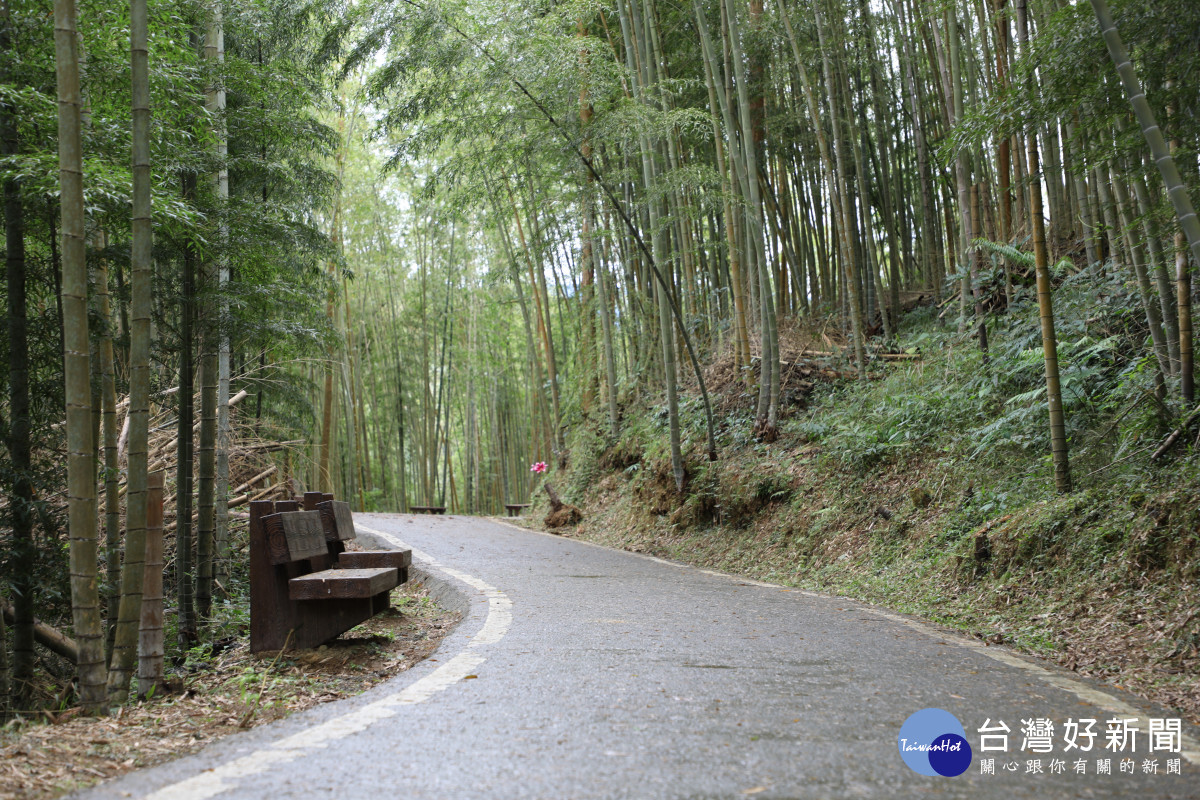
[289,567,398,600]
[338,550,412,571]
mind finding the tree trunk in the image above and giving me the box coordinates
[107,0,151,702]
[196,273,217,621]
[1089,0,1200,272]
[208,5,232,597]
[1110,166,1170,379]
[815,0,866,376]
[1,7,36,707]
[54,0,107,710]
[176,173,197,649]
[97,231,120,665]
[697,0,751,376]
[1017,0,1071,494]
[137,471,164,697]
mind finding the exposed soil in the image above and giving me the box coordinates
[0,583,459,800]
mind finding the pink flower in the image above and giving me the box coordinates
[530,461,547,474]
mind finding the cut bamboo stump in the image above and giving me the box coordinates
[543,482,582,528]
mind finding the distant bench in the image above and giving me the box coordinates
[250,491,411,653]
[409,505,446,515]
[504,503,530,517]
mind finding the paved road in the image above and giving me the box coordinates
[80,514,1199,799]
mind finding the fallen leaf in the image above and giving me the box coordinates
[742,787,768,795]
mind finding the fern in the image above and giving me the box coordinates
[970,238,1035,267]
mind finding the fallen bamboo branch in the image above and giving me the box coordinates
[175,482,281,524]
[1151,403,1200,460]
[248,482,283,502]
[154,390,253,457]
[240,440,305,452]
[233,464,277,495]
[1,600,79,663]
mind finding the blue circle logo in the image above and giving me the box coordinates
[898,708,973,777]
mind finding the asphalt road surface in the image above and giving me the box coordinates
[78,513,1200,799]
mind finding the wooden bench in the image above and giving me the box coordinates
[249,492,411,653]
[504,503,530,517]
[409,505,446,515]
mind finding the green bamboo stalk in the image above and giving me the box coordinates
[107,0,151,703]
[54,0,107,710]
[1017,0,1071,493]
[1089,0,1200,270]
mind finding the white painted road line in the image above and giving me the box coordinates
[142,523,511,800]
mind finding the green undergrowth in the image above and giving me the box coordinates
[533,278,1200,723]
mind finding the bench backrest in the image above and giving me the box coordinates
[262,510,327,565]
[316,499,355,543]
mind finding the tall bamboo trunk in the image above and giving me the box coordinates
[1017,0,1071,494]
[577,20,599,416]
[697,0,750,374]
[319,114,344,493]
[627,0,682,487]
[725,0,777,426]
[196,292,216,621]
[207,5,232,596]
[176,173,197,648]
[137,471,164,697]
[815,0,866,375]
[2,9,36,707]
[97,232,120,665]
[55,0,107,710]
[595,234,620,438]
[1089,0,1200,278]
[107,0,153,701]
[948,7,986,351]
[1110,166,1170,379]
[384,266,409,510]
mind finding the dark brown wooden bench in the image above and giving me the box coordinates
[249,492,411,652]
[504,503,530,517]
[409,505,446,515]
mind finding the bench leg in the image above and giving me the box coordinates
[371,589,391,616]
[290,598,374,650]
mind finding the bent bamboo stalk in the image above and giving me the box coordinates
[1,601,79,664]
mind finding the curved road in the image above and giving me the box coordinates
[80,514,1199,799]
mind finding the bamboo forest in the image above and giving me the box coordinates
[2,0,1200,792]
